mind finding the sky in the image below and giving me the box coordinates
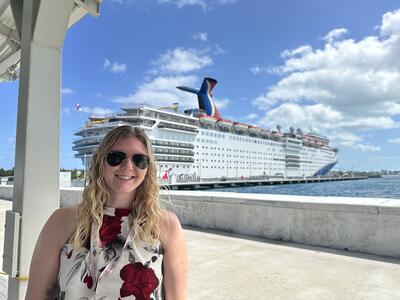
[1,0,400,171]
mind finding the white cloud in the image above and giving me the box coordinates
[243,113,258,120]
[157,0,236,10]
[61,88,74,95]
[258,103,342,131]
[252,9,400,153]
[109,40,225,112]
[81,106,114,116]
[352,144,381,152]
[389,138,400,144]
[158,0,207,10]
[323,28,348,43]
[213,44,225,55]
[249,65,269,75]
[111,75,200,108]
[281,45,313,59]
[103,59,127,74]
[151,47,212,74]
[193,32,208,42]
[214,97,230,110]
[380,9,400,36]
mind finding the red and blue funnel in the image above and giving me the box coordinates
[177,77,221,119]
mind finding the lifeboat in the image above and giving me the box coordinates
[271,130,283,138]
[216,118,234,128]
[198,114,217,124]
[233,122,249,131]
[248,125,261,134]
[259,128,271,137]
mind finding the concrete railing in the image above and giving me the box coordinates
[1,185,399,258]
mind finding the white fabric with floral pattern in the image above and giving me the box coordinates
[57,207,164,300]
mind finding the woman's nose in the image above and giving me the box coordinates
[120,156,134,169]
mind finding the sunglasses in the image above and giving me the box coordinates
[106,151,150,169]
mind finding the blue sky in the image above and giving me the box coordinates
[1,0,400,171]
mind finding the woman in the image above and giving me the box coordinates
[26,126,188,299]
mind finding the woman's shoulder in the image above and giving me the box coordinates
[160,210,181,229]
[159,210,183,247]
[43,205,79,248]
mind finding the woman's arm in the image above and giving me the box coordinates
[160,211,188,300]
[25,206,77,299]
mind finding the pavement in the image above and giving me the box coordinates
[0,199,399,299]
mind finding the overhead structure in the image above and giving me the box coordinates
[0,0,101,299]
[0,0,100,82]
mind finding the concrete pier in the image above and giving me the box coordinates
[162,176,367,190]
[0,198,399,299]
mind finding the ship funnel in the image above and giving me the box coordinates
[177,77,221,119]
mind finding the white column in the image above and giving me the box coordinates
[6,0,74,298]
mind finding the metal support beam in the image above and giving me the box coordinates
[0,22,20,44]
[4,0,75,298]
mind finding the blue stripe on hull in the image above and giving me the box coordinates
[313,160,338,176]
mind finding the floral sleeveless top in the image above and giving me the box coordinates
[57,207,164,300]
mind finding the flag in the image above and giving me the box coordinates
[76,103,82,111]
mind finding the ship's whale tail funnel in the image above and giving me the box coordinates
[177,77,221,119]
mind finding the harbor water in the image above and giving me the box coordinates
[213,175,400,199]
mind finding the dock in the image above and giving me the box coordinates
[162,176,367,190]
[0,198,400,299]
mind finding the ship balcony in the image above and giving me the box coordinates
[158,123,199,134]
[286,163,301,168]
[73,136,104,147]
[72,143,98,152]
[72,143,99,151]
[151,140,195,149]
[74,150,94,158]
[155,155,195,163]
[153,148,194,156]
[286,155,300,160]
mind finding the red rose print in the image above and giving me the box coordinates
[115,208,132,217]
[99,215,122,246]
[83,274,93,289]
[120,263,159,300]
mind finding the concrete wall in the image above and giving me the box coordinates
[1,185,399,258]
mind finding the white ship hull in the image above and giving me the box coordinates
[73,106,338,181]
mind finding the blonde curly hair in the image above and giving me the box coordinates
[71,125,161,248]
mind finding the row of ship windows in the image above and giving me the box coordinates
[197,137,283,146]
[196,154,284,159]
[197,159,284,164]
[194,165,326,169]
[197,146,280,153]
[158,164,191,169]
[195,166,285,170]
[157,164,325,169]
[158,132,195,142]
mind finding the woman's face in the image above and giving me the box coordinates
[104,136,149,204]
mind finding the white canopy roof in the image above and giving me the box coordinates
[0,0,100,83]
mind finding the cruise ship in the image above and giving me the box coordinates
[73,78,338,181]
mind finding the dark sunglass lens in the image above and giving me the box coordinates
[107,152,126,166]
[132,154,150,169]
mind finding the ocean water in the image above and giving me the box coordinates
[212,175,400,199]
